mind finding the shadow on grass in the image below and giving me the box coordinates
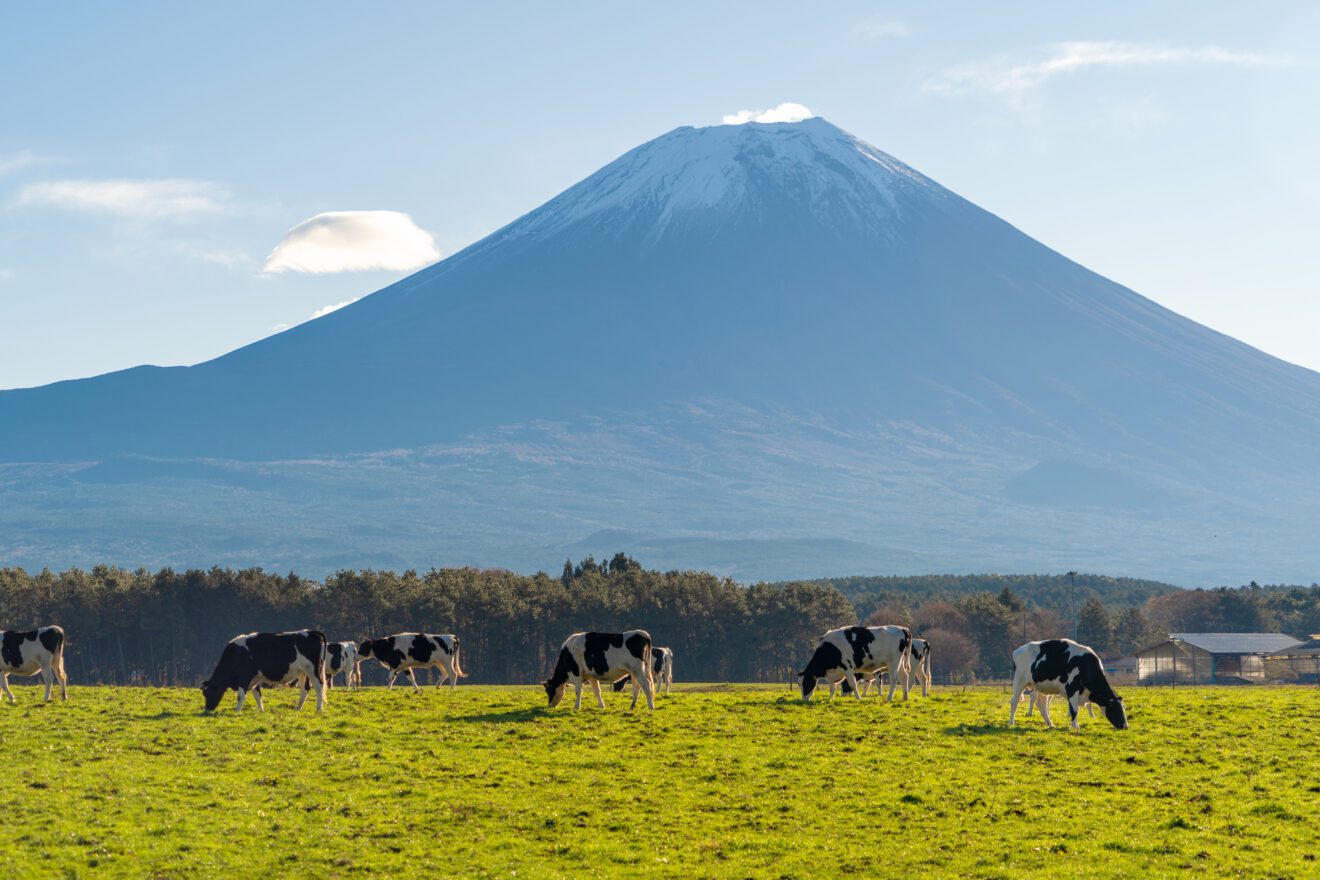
[942,723,1028,737]
[449,706,550,724]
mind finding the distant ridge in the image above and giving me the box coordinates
[1,117,1317,583]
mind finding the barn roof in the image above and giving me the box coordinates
[1271,638,1320,656]
[1165,633,1304,655]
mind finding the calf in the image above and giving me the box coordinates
[610,645,674,695]
[1,625,68,703]
[1009,639,1127,730]
[544,630,654,711]
[325,640,360,689]
[201,630,327,713]
[357,633,464,691]
[800,625,911,702]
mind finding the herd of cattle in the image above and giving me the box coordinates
[0,622,1128,730]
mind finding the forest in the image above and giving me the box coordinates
[2,556,1317,685]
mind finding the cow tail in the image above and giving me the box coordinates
[643,638,653,686]
[315,633,328,685]
[454,642,466,678]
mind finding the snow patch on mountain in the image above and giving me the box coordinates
[498,118,949,245]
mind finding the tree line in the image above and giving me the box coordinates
[0,555,851,687]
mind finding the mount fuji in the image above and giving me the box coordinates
[3,118,1318,583]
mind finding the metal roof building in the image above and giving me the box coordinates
[1137,633,1304,684]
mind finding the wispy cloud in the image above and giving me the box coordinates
[311,298,361,319]
[721,102,815,125]
[262,210,441,274]
[851,17,911,40]
[15,178,229,218]
[0,150,56,177]
[925,42,1294,96]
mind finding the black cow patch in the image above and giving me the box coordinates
[800,641,844,699]
[410,634,436,664]
[38,628,63,654]
[842,627,875,668]
[1,630,33,669]
[544,646,582,700]
[625,633,650,662]
[583,632,624,675]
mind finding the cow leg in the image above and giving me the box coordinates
[313,670,326,712]
[1026,690,1037,716]
[1068,698,1081,730]
[405,668,421,693]
[235,687,248,713]
[1,673,14,704]
[1008,683,1027,726]
[572,681,583,710]
[1087,701,1096,718]
[640,671,655,711]
[629,675,641,709]
[845,670,863,701]
[448,660,458,692]
[592,679,606,709]
[251,686,266,712]
[41,664,54,702]
[884,667,899,702]
[901,656,913,701]
[1037,695,1056,729]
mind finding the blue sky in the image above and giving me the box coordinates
[2,3,1317,389]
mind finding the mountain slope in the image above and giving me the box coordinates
[1,118,1318,582]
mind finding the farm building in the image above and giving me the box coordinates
[1266,637,1320,683]
[1136,633,1303,684]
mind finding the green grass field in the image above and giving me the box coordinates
[1,683,1317,879]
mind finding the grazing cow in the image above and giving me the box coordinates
[1,626,68,703]
[800,625,912,702]
[201,630,327,713]
[325,640,360,689]
[854,637,932,698]
[610,645,674,695]
[1009,639,1127,730]
[544,630,654,711]
[357,633,464,691]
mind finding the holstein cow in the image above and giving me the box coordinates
[201,630,327,713]
[1009,638,1128,730]
[610,645,674,695]
[545,630,654,711]
[325,640,360,689]
[854,637,932,698]
[1,625,68,703]
[357,633,464,691]
[800,625,912,702]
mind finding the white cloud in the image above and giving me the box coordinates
[310,297,360,319]
[851,17,911,40]
[270,322,291,333]
[15,178,229,218]
[925,42,1294,96]
[262,210,441,274]
[0,150,52,177]
[721,102,815,125]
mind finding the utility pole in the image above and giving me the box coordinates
[1068,570,1078,640]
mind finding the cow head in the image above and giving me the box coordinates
[543,678,566,707]
[1104,695,1129,730]
[200,678,226,712]
[799,672,819,702]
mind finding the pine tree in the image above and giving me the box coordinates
[1076,598,1114,654]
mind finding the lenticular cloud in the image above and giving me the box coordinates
[262,210,441,274]
[721,102,814,125]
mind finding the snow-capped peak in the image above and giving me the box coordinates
[498,117,949,245]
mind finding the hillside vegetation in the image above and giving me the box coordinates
[0,685,1316,879]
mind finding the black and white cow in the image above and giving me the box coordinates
[325,640,360,689]
[800,625,912,702]
[854,637,931,698]
[610,645,674,695]
[1009,639,1127,730]
[544,630,654,711]
[357,633,464,691]
[1,625,68,703]
[201,630,327,713]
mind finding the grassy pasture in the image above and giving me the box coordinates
[0,684,1318,879]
